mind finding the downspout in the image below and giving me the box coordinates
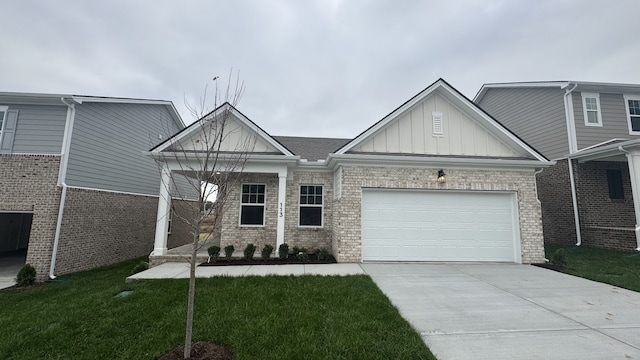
[533,168,549,262]
[50,97,76,279]
[618,146,640,251]
[563,83,582,246]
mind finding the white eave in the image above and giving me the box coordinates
[566,139,640,162]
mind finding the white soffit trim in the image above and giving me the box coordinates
[473,81,569,102]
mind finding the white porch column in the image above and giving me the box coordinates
[276,172,287,250]
[624,149,640,250]
[152,165,172,256]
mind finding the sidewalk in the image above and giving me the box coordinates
[126,262,365,282]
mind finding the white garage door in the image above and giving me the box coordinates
[361,189,520,262]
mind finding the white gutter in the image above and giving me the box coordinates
[567,158,582,246]
[618,146,640,251]
[50,97,76,279]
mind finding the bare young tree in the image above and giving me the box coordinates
[152,71,255,358]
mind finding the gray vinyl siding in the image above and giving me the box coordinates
[65,102,182,195]
[573,92,633,150]
[476,88,568,160]
[7,104,67,154]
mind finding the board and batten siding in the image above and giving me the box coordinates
[573,92,634,150]
[65,102,182,196]
[353,93,523,158]
[6,104,67,154]
[477,88,568,160]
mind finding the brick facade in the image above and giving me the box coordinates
[537,159,637,251]
[332,166,545,264]
[0,155,62,280]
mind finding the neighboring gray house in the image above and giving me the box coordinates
[149,79,551,265]
[0,92,189,280]
[475,81,640,251]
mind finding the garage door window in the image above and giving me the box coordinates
[240,184,265,226]
[300,185,323,227]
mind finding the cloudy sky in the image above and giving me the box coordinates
[1,0,638,138]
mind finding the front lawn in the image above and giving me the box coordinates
[545,243,640,292]
[0,258,435,360]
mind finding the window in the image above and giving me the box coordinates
[167,209,173,234]
[625,95,640,134]
[240,184,265,225]
[299,185,323,227]
[581,92,602,126]
[606,169,624,200]
[0,106,7,139]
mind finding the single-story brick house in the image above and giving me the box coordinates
[149,79,552,264]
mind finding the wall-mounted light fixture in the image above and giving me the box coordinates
[437,169,446,183]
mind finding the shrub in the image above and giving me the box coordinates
[315,248,331,261]
[278,243,289,260]
[130,261,149,275]
[224,245,235,261]
[207,245,221,262]
[261,244,274,261]
[295,247,309,261]
[244,243,257,260]
[550,248,567,270]
[15,264,36,286]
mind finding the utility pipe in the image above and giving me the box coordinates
[618,146,640,251]
[50,97,76,279]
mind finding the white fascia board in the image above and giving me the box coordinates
[441,83,549,162]
[146,151,299,163]
[336,81,444,155]
[567,139,640,162]
[327,153,554,171]
[71,96,173,106]
[473,82,569,102]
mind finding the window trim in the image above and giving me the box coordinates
[624,94,640,135]
[0,106,7,140]
[239,183,266,227]
[298,184,324,228]
[581,92,602,127]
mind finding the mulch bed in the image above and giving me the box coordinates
[156,341,233,360]
[200,253,336,266]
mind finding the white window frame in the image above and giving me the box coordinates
[239,183,266,227]
[167,208,173,234]
[299,184,323,228]
[581,92,602,127]
[624,94,640,135]
[0,106,7,140]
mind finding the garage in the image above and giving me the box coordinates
[361,189,520,262]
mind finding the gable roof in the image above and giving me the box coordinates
[474,80,640,103]
[0,91,184,128]
[336,78,548,161]
[273,136,350,161]
[150,102,294,156]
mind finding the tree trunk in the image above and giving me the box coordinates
[183,233,199,358]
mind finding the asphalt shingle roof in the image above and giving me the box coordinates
[273,136,351,161]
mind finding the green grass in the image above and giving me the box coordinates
[0,258,435,360]
[545,243,640,292]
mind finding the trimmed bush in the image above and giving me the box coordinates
[208,245,221,262]
[244,243,257,260]
[224,245,235,261]
[130,261,149,275]
[315,248,331,261]
[261,244,274,261]
[295,247,309,262]
[16,264,36,287]
[278,243,289,260]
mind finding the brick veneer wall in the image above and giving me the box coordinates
[575,161,637,250]
[536,159,577,245]
[0,154,62,281]
[54,188,158,275]
[284,171,333,251]
[220,174,279,253]
[332,166,545,264]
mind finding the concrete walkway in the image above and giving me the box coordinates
[363,263,640,360]
[127,262,365,281]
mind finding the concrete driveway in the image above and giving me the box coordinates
[363,263,640,360]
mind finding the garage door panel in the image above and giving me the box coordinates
[362,189,518,262]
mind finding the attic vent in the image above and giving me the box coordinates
[432,112,443,136]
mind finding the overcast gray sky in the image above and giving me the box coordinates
[1,0,638,138]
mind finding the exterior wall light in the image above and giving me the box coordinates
[437,169,446,183]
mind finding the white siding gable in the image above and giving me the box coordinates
[352,93,524,157]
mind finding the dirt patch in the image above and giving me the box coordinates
[156,341,233,360]
[200,253,336,266]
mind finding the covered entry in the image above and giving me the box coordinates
[361,189,520,262]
